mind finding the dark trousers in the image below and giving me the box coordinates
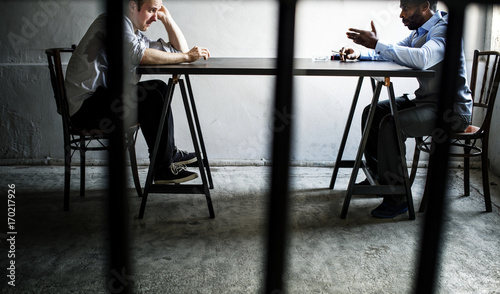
[361,97,439,205]
[70,80,175,167]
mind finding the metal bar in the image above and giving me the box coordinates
[330,76,364,189]
[105,0,131,292]
[414,2,467,293]
[265,0,296,292]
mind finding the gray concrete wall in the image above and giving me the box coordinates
[1,1,498,173]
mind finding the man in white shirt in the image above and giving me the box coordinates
[339,0,472,218]
[65,0,210,184]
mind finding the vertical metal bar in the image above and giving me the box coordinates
[265,0,296,292]
[105,0,131,293]
[414,2,466,293]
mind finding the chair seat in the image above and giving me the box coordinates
[464,125,480,134]
[70,123,140,137]
[451,125,482,139]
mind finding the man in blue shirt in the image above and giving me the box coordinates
[66,0,210,184]
[339,0,473,218]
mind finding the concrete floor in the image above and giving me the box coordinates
[1,164,499,293]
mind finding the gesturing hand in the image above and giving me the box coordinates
[346,21,379,49]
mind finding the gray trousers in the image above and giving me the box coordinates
[361,96,469,206]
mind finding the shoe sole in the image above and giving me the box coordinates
[174,157,198,166]
[154,173,198,185]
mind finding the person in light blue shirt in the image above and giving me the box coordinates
[339,0,473,218]
[65,0,210,184]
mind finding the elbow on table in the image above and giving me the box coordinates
[140,49,154,65]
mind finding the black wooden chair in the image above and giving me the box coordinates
[46,46,143,210]
[410,50,500,212]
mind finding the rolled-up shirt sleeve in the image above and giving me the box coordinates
[146,38,180,53]
[123,17,147,66]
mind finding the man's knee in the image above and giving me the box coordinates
[380,114,396,130]
[362,104,371,122]
[140,79,167,90]
[137,80,167,105]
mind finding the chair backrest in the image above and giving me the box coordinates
[45,47,75,119]
[468,50,500,133]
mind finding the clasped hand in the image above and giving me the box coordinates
[186,46,211,62]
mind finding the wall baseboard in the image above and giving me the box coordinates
[0,158,482,169]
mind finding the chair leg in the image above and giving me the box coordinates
[128,143,143,197]
[409,141,421,186]
[80,136,86,197]
[481,145,492,212]
[411,138,428,212]
[464,139,471,196]
[418,177,430,213]
[64,143,71,211]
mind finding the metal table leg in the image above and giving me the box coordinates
[185,75,214,189]
[339,78,415,220]
[340,80,383,219]
[138,76,215,219]
[330,76,364,189]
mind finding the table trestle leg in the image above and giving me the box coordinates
[138,76,215,219]
[339,78,415,220]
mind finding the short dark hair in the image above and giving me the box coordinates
[403,0,438,11]
[130,0,146,11]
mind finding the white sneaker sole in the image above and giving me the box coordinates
[154,173,198,185]
[175,156,198,165]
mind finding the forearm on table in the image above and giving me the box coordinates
[140,48,189,65]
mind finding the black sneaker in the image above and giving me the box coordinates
[371,202,408,218]
[154,163,198,184]
[172,149,197,165]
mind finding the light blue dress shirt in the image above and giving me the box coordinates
[361,11,472,116]
[65,14,180,116]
